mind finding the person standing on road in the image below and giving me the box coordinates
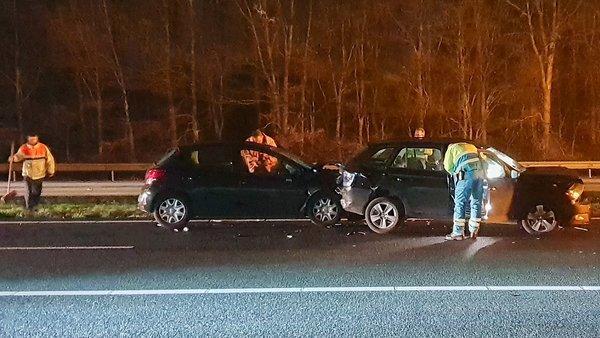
[443,142,484,240]
[10,133,56,212]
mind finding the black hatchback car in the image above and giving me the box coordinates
[138,142,342,229]
[339,139,590,235]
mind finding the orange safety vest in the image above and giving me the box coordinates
[14,142,56,180]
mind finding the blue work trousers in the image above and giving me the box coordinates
[452,169,485,236]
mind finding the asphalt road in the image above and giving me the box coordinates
[0,219,599,336]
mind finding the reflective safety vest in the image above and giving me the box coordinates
[443,142,480,175]
[13,142,56,180]
[242,132,278,173]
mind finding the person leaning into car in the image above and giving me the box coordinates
[443,142,485,240]
[242,128,278,173]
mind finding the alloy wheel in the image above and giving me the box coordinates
[312,198,339,222]
[369,201,399,229]
[158,198,187,224]
[525,205,557,233]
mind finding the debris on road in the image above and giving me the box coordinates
[346,231,367,236]
[286,234,293,239]
[574,227,589,232]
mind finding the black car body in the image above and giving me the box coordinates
[138,142,342,229]
[339,138,590,235]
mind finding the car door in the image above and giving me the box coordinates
[235,145,307,218]
[186,146,240,218]
[479,150,517,223]
[383,147,451,218]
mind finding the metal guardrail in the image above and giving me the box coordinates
[0,163,152,181]
[521,161,600,178]
[1,161,600,179]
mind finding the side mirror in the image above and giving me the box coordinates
[510,170,519,179]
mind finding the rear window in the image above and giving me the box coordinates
[156,148,180,166]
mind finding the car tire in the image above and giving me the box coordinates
[364,197,404,234]
[520,204,559,235]
[153,195,191,230]
[308,193,342,226]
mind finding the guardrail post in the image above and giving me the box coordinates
[111,170,115,182]
[12,170,16,182]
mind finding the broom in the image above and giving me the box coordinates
[1,141,18,203]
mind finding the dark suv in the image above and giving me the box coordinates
[138,142,342,229]
[339,139,590,235]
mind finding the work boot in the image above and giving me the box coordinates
[468,219,481,240]
[445,233,465,241]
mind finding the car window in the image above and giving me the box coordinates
[355,147,396,170]
[391,147,443,171]
[240,148,283,176]
[480,152,507,179]
[188,147,233,172]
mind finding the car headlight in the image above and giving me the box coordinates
[566,183,584,201]
[342,171,356,187]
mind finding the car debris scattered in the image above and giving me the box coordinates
[346,231,367,236]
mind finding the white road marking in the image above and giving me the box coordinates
[0,286,598,297]
[0,246,134,251]
[0,219,313,225]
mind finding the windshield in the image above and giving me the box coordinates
[486,147,526,173]
[275,148,312,169]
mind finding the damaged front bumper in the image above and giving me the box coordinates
[337,171,373,216]
[569,202,591,226]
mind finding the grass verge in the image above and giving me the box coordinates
[0,199,147,220]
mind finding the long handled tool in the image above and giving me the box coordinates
[1,141,18,203]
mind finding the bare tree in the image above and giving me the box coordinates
[162,0,178,147]
[506,0,577,150]
[188,0,200,142]
[100,0,136,160]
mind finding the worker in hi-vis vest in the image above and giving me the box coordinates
[11,132,56,211]
[443,142,485,240]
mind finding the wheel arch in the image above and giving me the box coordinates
[150,189,193,213]
[368,188,406,216]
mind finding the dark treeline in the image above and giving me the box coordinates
[0,0,598,162]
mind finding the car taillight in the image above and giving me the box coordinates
[145,168,167,185]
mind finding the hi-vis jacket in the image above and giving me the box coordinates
[13,142,56,180]
[443,142,480,175]
[242,132,278,173]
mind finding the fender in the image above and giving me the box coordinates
[300,188,339,214]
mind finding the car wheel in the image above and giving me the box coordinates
[365,197,404,234]
[521,204,558,235]
[154,196,191,230]
[308,193,342,226]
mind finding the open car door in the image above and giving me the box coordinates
[479,149,518,224]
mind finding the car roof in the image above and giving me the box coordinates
[179,141,276,152]
[369,137,483,148]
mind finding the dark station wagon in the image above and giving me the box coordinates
[339,139,591,235]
